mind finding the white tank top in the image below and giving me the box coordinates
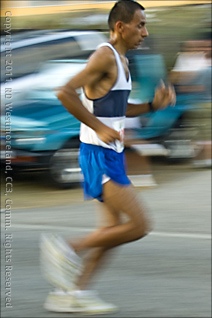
[80,42,132,153]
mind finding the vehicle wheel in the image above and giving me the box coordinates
[49,140,81,189]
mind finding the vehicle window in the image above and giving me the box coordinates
[1,31,106,82]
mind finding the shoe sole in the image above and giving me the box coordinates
[40,234,80,290]
[44,301,118,314]
[44,291,118,314]
[41,234,81,271]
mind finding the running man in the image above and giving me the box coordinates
[41,0,175,314]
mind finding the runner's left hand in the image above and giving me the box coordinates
[152,80,176,110]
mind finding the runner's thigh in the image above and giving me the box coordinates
[97,200,122,228]
[103,180,149,226]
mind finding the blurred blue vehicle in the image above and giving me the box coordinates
[1,56,199,188]
[1,84,82,187]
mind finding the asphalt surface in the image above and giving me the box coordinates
[1,165,211,318]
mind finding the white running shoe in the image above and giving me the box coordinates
[44,289,118,314]
[44,288,82,313]
[70,290,119,314]
[40,233,82,291]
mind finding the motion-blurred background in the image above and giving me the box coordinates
[0,2,211,318]
[0,0,211,190]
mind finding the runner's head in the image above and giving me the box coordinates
[108,0,145,31]
[108,0,148,50]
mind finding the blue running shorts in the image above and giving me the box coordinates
[79,142,131,201]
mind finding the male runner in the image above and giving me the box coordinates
[41,0,175,314]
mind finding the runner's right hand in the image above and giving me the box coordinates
[96,126,121,144]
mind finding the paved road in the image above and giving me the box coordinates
[1,168,211,318]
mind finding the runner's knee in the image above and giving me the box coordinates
[133,217,151,240]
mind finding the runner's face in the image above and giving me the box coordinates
[122,9,148,50]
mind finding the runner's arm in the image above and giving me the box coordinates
[57,49,121,143]
[126,81,176,117]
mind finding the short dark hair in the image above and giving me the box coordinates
[108,0,145,31]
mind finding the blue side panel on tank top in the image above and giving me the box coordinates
[93,90,130,117]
